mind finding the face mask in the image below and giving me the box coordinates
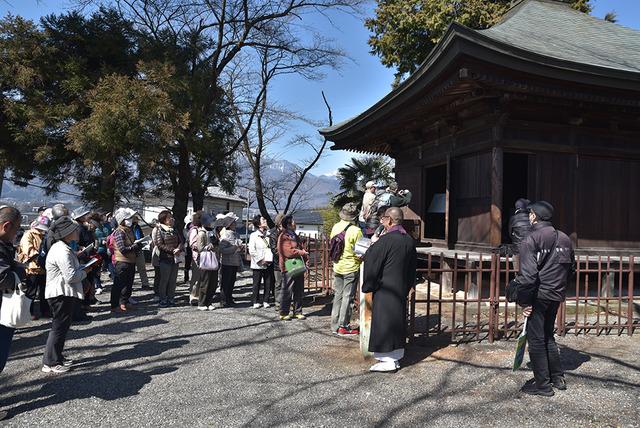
[124,219,133,227]
[69,240,79,251]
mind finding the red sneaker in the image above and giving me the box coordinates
[337,326,359,336]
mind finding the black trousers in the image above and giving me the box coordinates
[28,274,49,317]
[251,266,274,305]
[220,265,238,305]
[527,298,563,389]
[111,262,135,308]
[198,269,219,307]
[43,296,76,366]
[279,273,304,316]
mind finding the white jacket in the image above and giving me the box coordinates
[45,241,86,299]
[248,229,272,270]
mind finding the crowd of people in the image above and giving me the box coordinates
[0,176,575,420]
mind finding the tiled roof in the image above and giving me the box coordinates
[478,0,640,73]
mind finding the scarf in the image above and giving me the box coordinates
[387,224,407,235]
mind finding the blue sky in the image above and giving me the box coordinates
[2,0,639,176]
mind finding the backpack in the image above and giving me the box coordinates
[329,223,353,263]
[35,232,49,269]
[106,231,116,256]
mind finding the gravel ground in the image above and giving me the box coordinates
[1,271,639,427]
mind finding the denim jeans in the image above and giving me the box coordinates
[331,270,359,331]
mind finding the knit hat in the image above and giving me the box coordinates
[34,215,50,232]
[515,198,531,211]
[365,180,376,189]
[49,216,79,240]
[114,208,137,226]
[274,213,285,227]
[339,202,359,222]
[527,201,554,221]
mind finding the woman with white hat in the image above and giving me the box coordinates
[18,215,51,319]
[42,216,96,373]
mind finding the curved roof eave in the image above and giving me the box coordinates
[320,22,640,142]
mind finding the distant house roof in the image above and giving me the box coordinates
[293,210,323,225]
[320,0,640,143]
[141,186,246,207]
[205,186,246,203]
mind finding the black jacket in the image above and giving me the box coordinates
[0,240,27,311]
[516,221,575,302]
[268,227,281,271]
[508,209,532,245]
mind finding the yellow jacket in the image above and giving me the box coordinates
[330,220,362,275]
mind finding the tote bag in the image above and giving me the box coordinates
[284,257,306,279]
[199,250,219,271]
[0,274,32,328]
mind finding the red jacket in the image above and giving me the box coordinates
[277,231,308,272]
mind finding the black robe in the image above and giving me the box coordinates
[362,230,417,353]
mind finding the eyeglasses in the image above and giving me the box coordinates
[381,215,390,220]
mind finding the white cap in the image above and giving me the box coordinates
[365,180,376,189]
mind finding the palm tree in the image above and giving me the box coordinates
[332,156,394,209]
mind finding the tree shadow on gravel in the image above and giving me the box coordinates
[401,335,452,368]
[3,366,177,420]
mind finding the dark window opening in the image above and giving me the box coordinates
[424,164,447,240]
[502,153,529,244]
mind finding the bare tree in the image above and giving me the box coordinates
[228,36,338,227]
[76,0,362,230]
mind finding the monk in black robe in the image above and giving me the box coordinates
[363,207,417,372]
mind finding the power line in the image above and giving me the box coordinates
[2,176,80,199]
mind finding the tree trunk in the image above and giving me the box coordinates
[99,166,117,213]
[0,164,4,200]
[172,142,192,232]
[192,187,205,212]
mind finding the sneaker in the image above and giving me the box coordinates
[197,306,209,311]
[167,298,176,306]
[42,364,70,374]
[263,302,271,308]
[519,379,554,397]
[128,297,138,305]
[252,303,261,309]
[337,326,359,335]
[189,299,199,307]
[552,377,567,391]
[369,361,397,373]
[159,300,169,307]
[207,305,216,311]
[279,314,292,321]
[61,359,74,367]
[95,288,103,295]
[293,314,306,320]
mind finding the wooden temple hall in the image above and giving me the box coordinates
[320,0,640,256]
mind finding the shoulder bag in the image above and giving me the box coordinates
[0,273,32,328]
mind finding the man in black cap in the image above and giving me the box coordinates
[514,200,575,396]
[508,198,532,250]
